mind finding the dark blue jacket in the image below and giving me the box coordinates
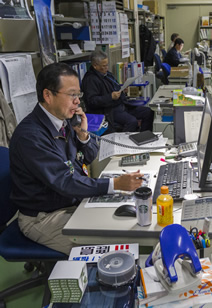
[82,66,128,132]
[163,47,182,67]
[9,104,109,216]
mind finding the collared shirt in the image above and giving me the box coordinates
[39,104,114,193]
[39,103,90,144]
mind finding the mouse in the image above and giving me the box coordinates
[114,204,136,217]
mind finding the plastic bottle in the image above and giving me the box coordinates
[156,104,162,121]
[157,186,173,227]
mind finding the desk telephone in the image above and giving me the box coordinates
[178,142,197,157]
[70,114,82,126]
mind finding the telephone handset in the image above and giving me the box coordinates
[70,114,82,127]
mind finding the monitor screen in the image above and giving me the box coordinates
[174,106,203,145]
[197,90,212,189]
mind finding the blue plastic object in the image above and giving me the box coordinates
[86,113,107,136]
[161,63,171,76]
[160,224,202,284]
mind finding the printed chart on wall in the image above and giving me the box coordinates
[33,0,58,66]
[0,55,37,123]
[90,1,119,44]
[0,0,32,19]
[119,13,130,58]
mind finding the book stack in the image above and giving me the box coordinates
[116,61,144,84]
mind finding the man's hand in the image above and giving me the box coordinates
[72,107,89,141]
[114,170,144,191]
[112,91,121,100]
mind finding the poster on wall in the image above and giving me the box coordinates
[33,0,58,67]
[119,13,130,58]
[0,0,32,19]
[90,1,120,45]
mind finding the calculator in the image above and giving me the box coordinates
[178,142,197,157]
[120,153,150,166]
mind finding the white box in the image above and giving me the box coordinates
[48,261,88,303]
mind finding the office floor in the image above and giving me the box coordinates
[0,256,44,308]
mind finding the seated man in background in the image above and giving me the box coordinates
[9,62,144,255]
[164,38,184,67]
[167,33,179,52]
[82,50,154,133]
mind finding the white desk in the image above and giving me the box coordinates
[149,84,184,108]
[149,85,185,139]
[63,154,182,247]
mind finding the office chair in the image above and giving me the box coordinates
[154,53,162,73]
[161,63,171,85]
[0,146,68,308]
[154,54,169,85]
[161,49,167,61]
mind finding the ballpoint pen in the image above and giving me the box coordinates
[122,169,146,181]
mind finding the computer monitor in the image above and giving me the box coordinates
[195,89,212,190]
[174,106,203,145]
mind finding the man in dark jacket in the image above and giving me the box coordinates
[163,38,184,67]
[82,50,154,133]
[9,62,144,255]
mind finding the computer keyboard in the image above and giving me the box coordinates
[153,161,192,203]
[178,142,197,157]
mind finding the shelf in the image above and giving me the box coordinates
[53,16,87,23]
[124,8,134,13]
[58,51,91,62]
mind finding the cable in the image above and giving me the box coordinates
[81,128,179,150]
[157,122,173,138]
[54,22,82,29]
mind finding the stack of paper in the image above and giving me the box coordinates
[139,258,212,307]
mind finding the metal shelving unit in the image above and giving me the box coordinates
[53,0,92,62]
[135,8,165,61]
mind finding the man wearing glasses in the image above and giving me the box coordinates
[82,50,154,133]
[9,62,144,255]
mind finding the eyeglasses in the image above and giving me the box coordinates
[48,89,83,99]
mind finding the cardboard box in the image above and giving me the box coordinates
[48,261,88,303]
[123,0,129,9]
[143,0,158,14]
[129,86,140,97]
[170,66,189,78]
[173,89,203,106]
[129,0,134,10]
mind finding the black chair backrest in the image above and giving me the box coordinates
[0,147,17,226]
[161,49,167,60]
[154,54,162,72]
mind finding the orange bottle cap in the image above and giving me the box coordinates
[161,186,169,194]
